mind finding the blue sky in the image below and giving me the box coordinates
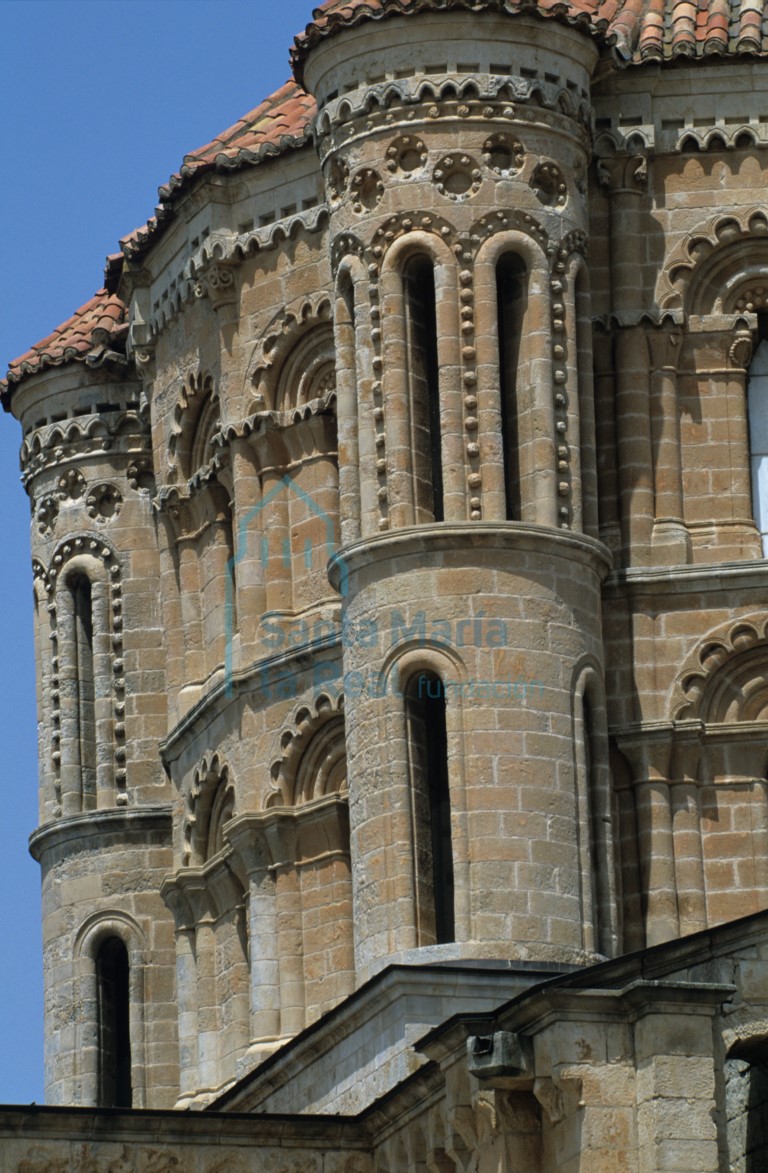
[0,0,320,1105]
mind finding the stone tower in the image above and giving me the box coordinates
[8,292,178,1107]
[4,0,768,1167]
[302,5,616,978]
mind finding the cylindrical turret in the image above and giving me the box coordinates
[8,315,178,1107]
[300,6,615,978]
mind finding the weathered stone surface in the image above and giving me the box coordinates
[5,1,768,1169]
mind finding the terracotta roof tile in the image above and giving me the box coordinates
[4,83,314,395]
[121,81,316,261]
[3,290,128,397]
[291,0,768,72]
[7,0,768,399]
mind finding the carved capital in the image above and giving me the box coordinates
[596,152,649,194]
[646,327,683,370]
[533,1071,583,1124]
[194,261,237,310]
[728,331,754,372]
[613,722,675,782]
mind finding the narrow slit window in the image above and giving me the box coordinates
[405,672,455,944]
[496,254,527,521]
[71,575,96,810]
[404,257,443,522]
[96,937,132,1108]
[747,330,768,557]
[583,692,600,939]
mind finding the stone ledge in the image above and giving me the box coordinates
[331,522,613,589]
[29,805,172,863]
[212,960,575,1116]
[604,557,768,596]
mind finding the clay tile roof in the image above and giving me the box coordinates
[291,0,768,74]
[120,80,316,261]
[3,83,314,396]
[3,290,128,400]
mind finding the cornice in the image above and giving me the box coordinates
[213,961,531,1114]
[134,206,330,343]
[0,1104,368,1148]
[331,522,612,587]
[603,558,768,596]
[29,805,172,863]
[216,392,337,445]
[160,633,343,762]
[292,0,603,88]
[314,74,594,159]
[20,407,150,486]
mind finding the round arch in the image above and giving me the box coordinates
[73,910,149,1109]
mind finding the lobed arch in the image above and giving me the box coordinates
[188,389,221,475]
[266,691,346,808]
[658,207,768,315]
[247,294,334,412]
[670,613,768,722]
[168,370,220,481]
[272,324,336,414]
[183,751,237,867]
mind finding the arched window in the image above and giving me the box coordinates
[747,336,768,556]
[496,253,527,521]
[335,269,362,542]
[404,256,443,523]
[71,574,96,810]
[574,677,618,958]
[96,937,132,1108]
[405,672,455,944]
[725,1044,768,1171]
[582,692,601,943]
[575,265,598,536]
